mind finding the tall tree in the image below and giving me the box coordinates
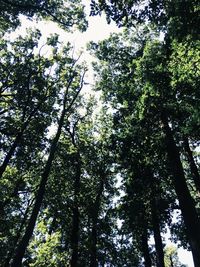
[89,24,200,266]
[9,42,87,266]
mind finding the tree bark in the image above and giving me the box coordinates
[141,230,152,267]
[90,178,104,267]
[70,206,80,267]
[70,154,81,267]
[183,136,200,193]
[151,197,165,267]
[90,218,98,267]
[161,112,200,267]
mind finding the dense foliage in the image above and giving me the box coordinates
[0,0,199,266]
[0,0,87,32]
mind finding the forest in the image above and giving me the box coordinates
[0,0,199,266]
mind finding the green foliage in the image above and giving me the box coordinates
[0,0,87,32]
[0,25,89,265]
[164,245,188,267]
[90,0,199,38]
[89,9,200,263]
[169,37,200,88]
[28,218,69,267]
[0,0,199,266]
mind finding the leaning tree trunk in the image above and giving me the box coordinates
[161,112,200,267]
[183,136,200,193]
[151,197,165,267]
[10,73,82,267]
[10,108,65,267]
[0,105,39,179]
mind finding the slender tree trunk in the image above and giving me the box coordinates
[10,124,63,267]
[0,131,24,178]
[90,202,100,267]
[183,136,200,193]
[70,155,81,267]
[169,255,174,267]
[4,200,31,267]
[90,177,104,267]
[0,105,39,179]
[9,73,83,267]
[10,99,67,267]
[151,198,165,267]
[71,206,80,267]
[90,219,98,267]
[161,112,200,267]
[141,230,152,267]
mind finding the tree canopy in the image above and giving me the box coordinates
[0,0,199,266]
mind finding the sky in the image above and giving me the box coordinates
[8,1,194,266]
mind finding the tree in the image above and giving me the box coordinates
[0,30,56,180]
[1,0,199,266]
[90,0,199,39]
[0,31,59,265]
[164,245,188,267]
[89,24,200,266]
[4,34,87,266]
[0,0,87,32]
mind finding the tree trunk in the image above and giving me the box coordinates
[183,136,200,193]
[161,112,200,267]
[10,102,66,267]
[90,218,98,267]
[0,105,39,179]
[90,177,104,267]
[70,206,80,267]
[141,231,152,267]
[9,73,83,267]
[170,255,174,267]
[0,130,24,178]
[4,200,31,267]
[151,198,165,267]
[70,154,81,267]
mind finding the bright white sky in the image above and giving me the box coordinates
[8,0,194,266]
